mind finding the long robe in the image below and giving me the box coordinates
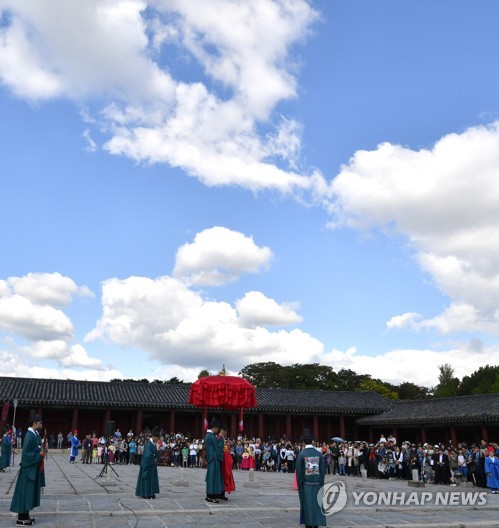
[135,439,159,498]
[70,435,79,461]
[204,431,223,496]
[0,434,11,470]
[485,455,499,491]
[296,446,327,527]
[222,448,235,494]
[10,429,43,514]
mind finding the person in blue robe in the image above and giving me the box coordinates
[485,450,499,493]
[70,429,79,463]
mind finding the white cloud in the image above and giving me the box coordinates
[87,273,322,370]
[386,312,421,330]
[0,294,73,341]
[173,226,273,286]
[0,0,326,193]
[236,291,302,327]
[5,272,93,306]
[323,340,496,387]
[0,348,122,381]
[331,121,499,334]
[25,340,103,369]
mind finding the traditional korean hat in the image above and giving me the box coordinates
[28,409,42,424]
[300,428,314,443]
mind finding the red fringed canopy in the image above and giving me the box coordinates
[189,375,256,409]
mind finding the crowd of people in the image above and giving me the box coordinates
[3,416,499,528]
[7,425,499,491]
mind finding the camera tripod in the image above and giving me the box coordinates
[97,454,119,478]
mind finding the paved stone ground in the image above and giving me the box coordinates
[0,452,498,527]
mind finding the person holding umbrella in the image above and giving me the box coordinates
[205,417,223,503]
[9,410,44,526]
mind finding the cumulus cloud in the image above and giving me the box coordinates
[331,121,499,334]
[0,348,122,381]
[0,272,105,373]
[87,274,322,370]
[236,291,302,327]
[0,0,326,193]
[0,295,73,341]
[173,226,273,286]
[5,272,93,306]
[323,340,496,388]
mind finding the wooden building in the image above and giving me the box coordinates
[0,377,497,444]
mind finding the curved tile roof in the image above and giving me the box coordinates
[0,377,389,414]
[356,393,499,426]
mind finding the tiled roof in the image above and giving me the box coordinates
[0,377,389,414]
[356,393,499,426]
[256,387,389,414]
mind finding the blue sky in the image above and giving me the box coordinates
[1,0,499,387]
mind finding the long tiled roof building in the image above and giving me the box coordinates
[0,377,497,444]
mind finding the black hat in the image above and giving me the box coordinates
[28,409,42,424]
[210,416,223,429]
[300,428,314,443]
[151,426,161,438]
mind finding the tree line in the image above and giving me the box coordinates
[110,363,499,401]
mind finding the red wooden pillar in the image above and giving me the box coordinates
[421,426,427,444]
[71,407,78,432]
[136,409,143,435]
[326,416,331,442]
[481,425,488,443]
[450,425,458,447]
[313,414,319,441]
[368,426,374,443]
[286,414,292,440]
[339,415,345,441]
[258,413,264,440]
[392,426,398,442]
[169,410,176,434]
[231,413,236,438]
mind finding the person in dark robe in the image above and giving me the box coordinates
[0,426,12,471]
[205,417,223,503]
[9,410,44,526]
[135,427,160,499]
[295,428,327,528]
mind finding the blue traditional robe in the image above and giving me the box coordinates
[485,455,499,491]
[296,445,327,527]
[70,435,79,461]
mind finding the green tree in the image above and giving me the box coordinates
[358,379,399,400]
[458,365,499,395]
[335,369,370,391]
[198,369,210,379]
[434,364,459,397]
[281,363,338,390]
[396,381,429,400]
[240,362,285,388]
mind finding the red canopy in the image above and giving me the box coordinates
[189,375,256,410]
